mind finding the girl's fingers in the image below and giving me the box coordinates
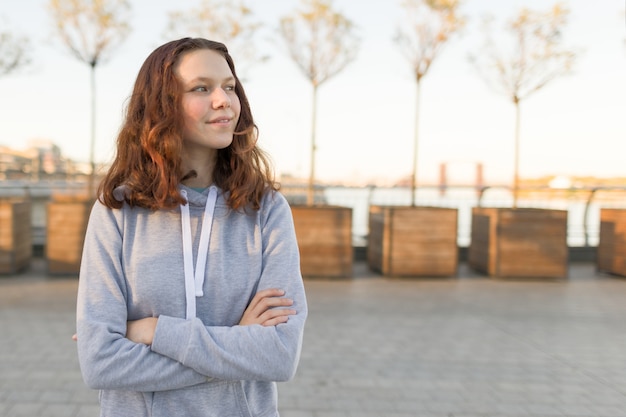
[259,308,296,324]
[239,289,295,326]
[247,288,286,310]
[262,315,291,327]
[250,295,293,317]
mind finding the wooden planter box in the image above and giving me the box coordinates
[367,205,458,277]
[597,208,626,276]
[468,207,568,279]
[290,205,353,278]
[46,196,94,275]
[0,199,32,274]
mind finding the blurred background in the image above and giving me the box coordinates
[0,0,625,259]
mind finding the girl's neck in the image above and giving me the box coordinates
[180,151,216,188]
[181,172,212,188]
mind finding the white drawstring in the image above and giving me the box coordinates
[180,187,218,320]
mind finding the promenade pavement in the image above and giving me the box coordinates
[2,259,626,417]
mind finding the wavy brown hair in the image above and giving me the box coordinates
[98,38,278,211]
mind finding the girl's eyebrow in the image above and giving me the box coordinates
[187,76,236,84]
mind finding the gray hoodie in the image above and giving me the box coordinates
[76,185,307,417]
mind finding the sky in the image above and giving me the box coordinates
[0,0,624,186]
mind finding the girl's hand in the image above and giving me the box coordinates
[126,317,158,345]
[239,289,296,326]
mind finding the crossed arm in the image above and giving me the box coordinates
[126,288,296,345]
[75,288,296,344]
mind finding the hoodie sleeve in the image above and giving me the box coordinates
[76,201,208,391]
[150,192,308,382]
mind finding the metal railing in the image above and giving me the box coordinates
[283,184,626,247]
[3,180,626,249]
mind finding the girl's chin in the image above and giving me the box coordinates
[183,138,234,151]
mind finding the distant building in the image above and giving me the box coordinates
[0,140,90,180]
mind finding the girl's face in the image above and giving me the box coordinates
[175,49,241,153]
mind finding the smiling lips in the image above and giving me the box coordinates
[208,116,232,126]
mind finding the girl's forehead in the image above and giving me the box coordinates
[175,49,233,80]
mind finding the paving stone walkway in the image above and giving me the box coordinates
[1,259,626,416]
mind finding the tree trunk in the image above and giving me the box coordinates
[513,97,520,208]
[88,62,97,198]
[306,83,319,206]
[410,78,421,207]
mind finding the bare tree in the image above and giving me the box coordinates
[395,0,464,206]
[279,0,360,205]
[164,0,266,78]
[469,4,576,207]
[48,0,131,196]
[0,23,30,76]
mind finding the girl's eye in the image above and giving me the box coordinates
[224,85,236,91]
[192,86,208,92]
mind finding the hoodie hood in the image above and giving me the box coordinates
[111,184,226,208]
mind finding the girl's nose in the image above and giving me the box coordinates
[212,88,231,109]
